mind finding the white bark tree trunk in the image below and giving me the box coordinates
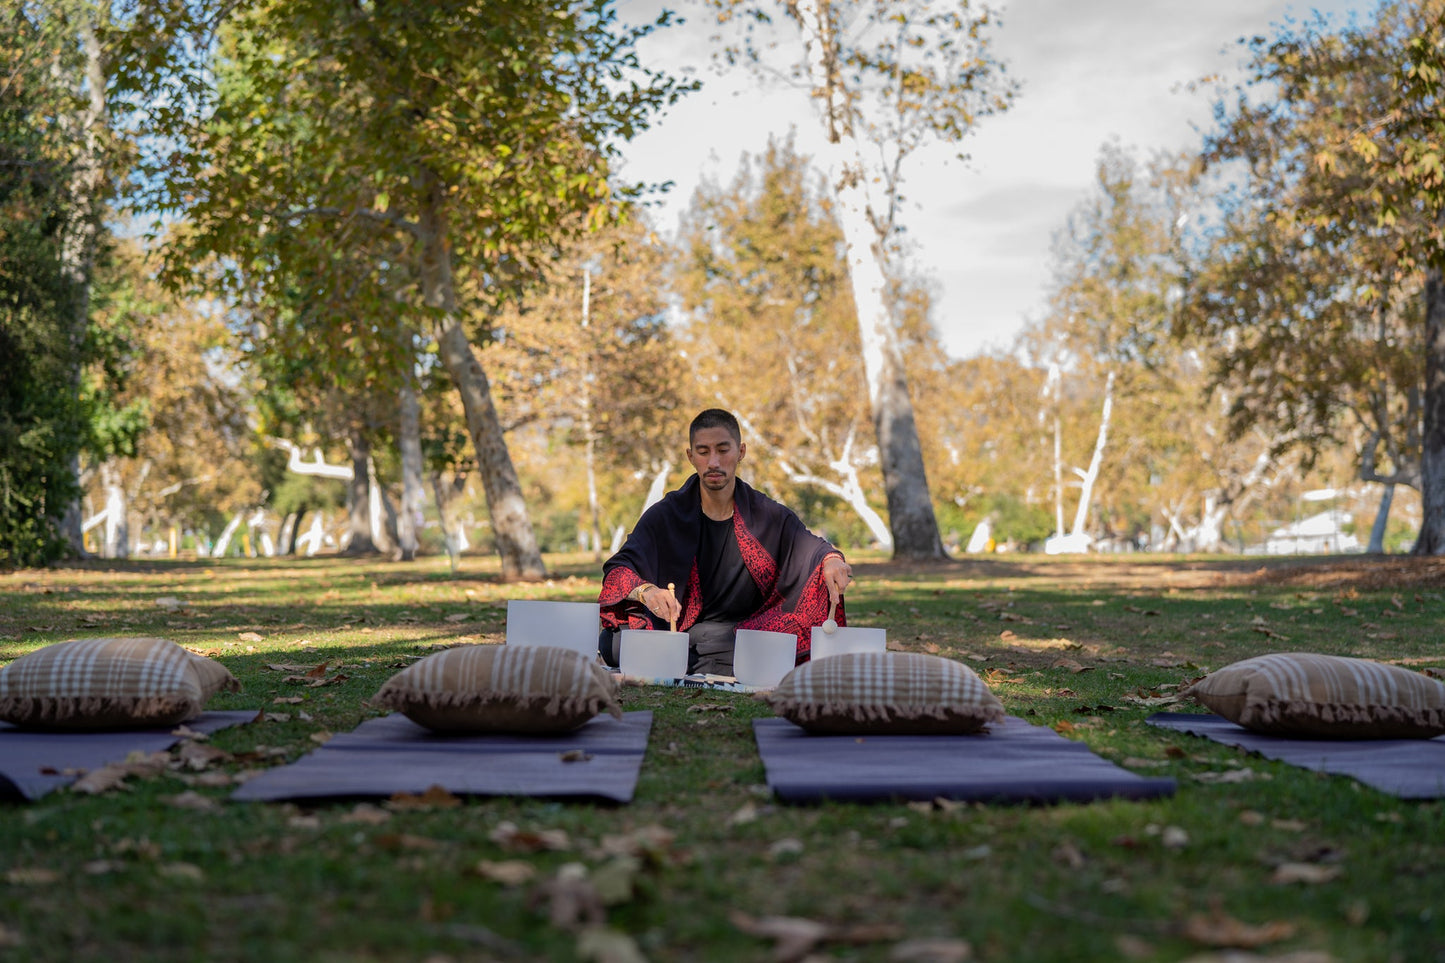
[1368,482,1395,553]
[99,460,128,559]
[212,512,244,557]
[417,174,545,580]
[57,11,109,555]
[344,428,378,555]
[1414,258,1445,555]
[397,378,425,561]
[1069,370,1115,539]
[790,0,945,561]
[641,462,671,515]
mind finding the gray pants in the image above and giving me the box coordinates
[686,620,737,676]
[599,621,737,676]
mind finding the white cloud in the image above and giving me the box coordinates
[613,0,1377,359]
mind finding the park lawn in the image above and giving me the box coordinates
[1,552,1443,963]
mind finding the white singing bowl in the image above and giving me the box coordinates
[733,629,797,688]
[504,600,600,661]
[619,629,689,681]
[809,625,887,660]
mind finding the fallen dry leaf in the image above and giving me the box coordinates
[340,804,392,825]
[0,922,21,948]
[1051,841,1085,869]
[589,856,642,906]
[730,911,902,963]
[1180,909,1297,948]
[373,833,442,852]
[530,863,605,930]
[273,696,304,705]
[163,791,220,812]
[158,862,205,881]
[576,926,649,963]
[238,631,264,642]
[769,838,804,861]
[1194,769,1269,784]
[490,821,570,852]
[444,613,471,623]
[72,751,170,794]
[559,749,593,763]
[175,741,230,771]
[474,860,538,887]
[730,912,830,963]
[592,826,679,865]
[730,803,759,826]
[889,938,973,963]
[686,703,734,714]
[1271,862,1342,885]
[4,868,60,886]
[181,771,234,789]
[386,785,462,810]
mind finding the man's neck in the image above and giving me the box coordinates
[699,480,735,521]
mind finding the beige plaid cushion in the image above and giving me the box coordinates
[0,637,240,730]
[1187,652,1445,739]
[371,644,622,734]
[767,651,1006,735]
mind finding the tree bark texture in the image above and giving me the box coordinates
[344,427,378,555]
[1368,483,1395,554]
[57,14,110,555]
[397,378,425,561]
[790,0,945,561]
[417,180,545,580]
[1414,261,1445,555]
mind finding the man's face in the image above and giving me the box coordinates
[687,426,745,493]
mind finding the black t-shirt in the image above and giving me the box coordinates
[696,514,764,623]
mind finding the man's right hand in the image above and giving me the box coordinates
[640,584,682,625]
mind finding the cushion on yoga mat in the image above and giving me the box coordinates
[1146,711,1445,799]
[0,637,240,730]
[0,710,258,801]
[1185,653,1445,739]
[231,710,652,803]
[753,715,1176,804]
[371,644,622,733]
[766,651,1005,735]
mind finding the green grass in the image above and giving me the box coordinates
[2,552,1444,962]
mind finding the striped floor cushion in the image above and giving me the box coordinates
[371,644,621,734]
[1185,652,1445,739]
[766,651,1006,735]
[0,637,240,730]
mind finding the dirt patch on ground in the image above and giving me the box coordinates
[853,554,1445,592]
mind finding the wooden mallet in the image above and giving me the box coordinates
[667,582,676,632]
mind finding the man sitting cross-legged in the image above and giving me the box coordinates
[599,408,853,676]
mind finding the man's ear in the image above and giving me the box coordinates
[738,442,746,461]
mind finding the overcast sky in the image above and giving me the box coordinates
[612,0,1380,360]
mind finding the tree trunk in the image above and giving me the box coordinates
[791,0,945,562]
[57,13,109,556]
[1367,483,1395,554]
[99,460,128,559]
[417,177,544,580]
[212,512,244,557]
[344,428,378,555]
[1414,262,1445,555]
[278,511,300,555]
[397,378,425,561]
[1070,371,1116,538]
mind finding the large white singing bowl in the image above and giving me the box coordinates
[809,625,887,661]
[619,629,689,681]
[505,600,600,661]
[733,629,797,688]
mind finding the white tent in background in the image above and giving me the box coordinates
[1253,509,1361,556]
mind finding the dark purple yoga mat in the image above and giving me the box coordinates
[1147,712,1445,799]
[753,715,1176,805]
[231,711,652,804]
[0,710,259,802]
